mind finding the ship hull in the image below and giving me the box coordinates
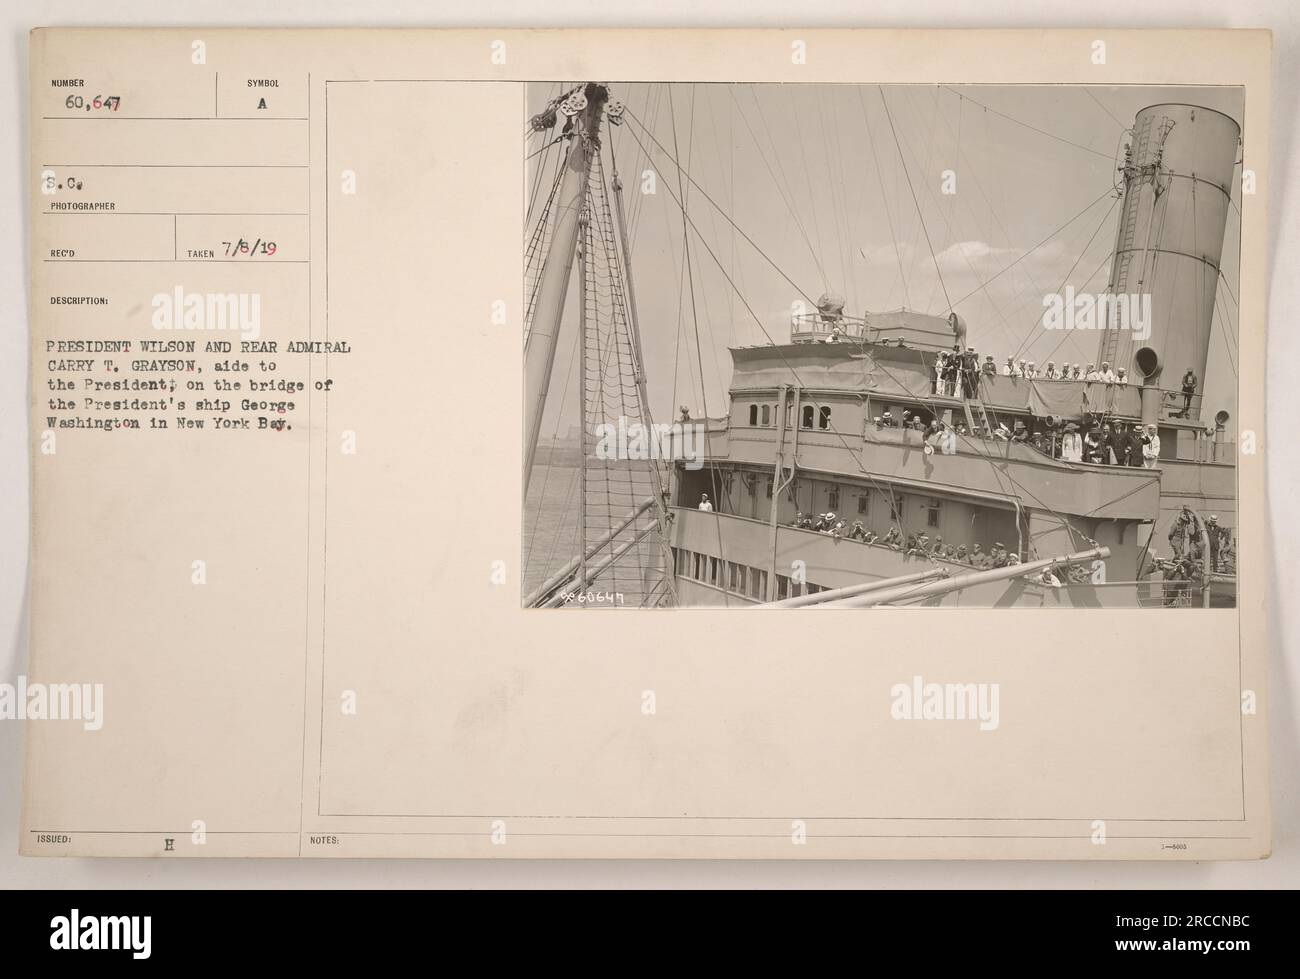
[668,508,1172,608]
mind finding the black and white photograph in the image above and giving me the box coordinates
[524,82,1242,608]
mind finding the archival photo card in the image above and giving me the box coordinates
[22,28,1270,859]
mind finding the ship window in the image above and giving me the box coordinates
[749,569,766,600]
[818,406,832,430]
[765,479,773,499]
[889,498,904,523]
[926,500,941,528]
[857,495,868,515]
[828,487,840,510]
[760,405,771,426]
[777,575,790,600]
[748,404,759,426]
[693,553,705,580]
[802,405,815,428]
[728,562,743,593]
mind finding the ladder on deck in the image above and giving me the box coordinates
[961,383,995,436]
[1097,184,1141,369]
[1098,114,1173,372]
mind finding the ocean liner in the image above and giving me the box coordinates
[522,84,1238,609]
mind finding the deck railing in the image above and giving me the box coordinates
[790,313,870,342]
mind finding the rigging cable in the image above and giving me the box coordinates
[879,87,954,314]
[667,85,734,587]
[1086,89,1127,131]
[856,86,910,309]
[946,185,1119,309]
[1010,196,1120,365]
[625,105,818,309]
[939,87,1116,162]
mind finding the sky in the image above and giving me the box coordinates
[527,83,1244,437]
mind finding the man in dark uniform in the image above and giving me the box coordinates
[942,351,959,396]
[1101,423,1117,464]
[1116,422,1134,465]
[1206,515,1224,572]
[1180,368,1198,417]
[962,346,979,397]
[1161,553,1203,606]
[1185,509,1205,563]
[1167,507,1192,558]
[1125,423,1145,467]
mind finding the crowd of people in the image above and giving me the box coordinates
[817,334,1206,467]
[789,503,1234,591]
[934,349,1200,415]
[928,347,1136,400]
[1162,505,1235,575]
[872,409,1164,468]
[817,327,1203,417]
[789,510,1050,573]
[1042,418,1162,467]
[1149,508,1237,604]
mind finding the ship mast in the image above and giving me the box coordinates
[523,83,609,491]
[523,84,677,607]
[609,155,679,604]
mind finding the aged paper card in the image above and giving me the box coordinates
[22,28,1270,858]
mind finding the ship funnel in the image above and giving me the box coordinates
[1096,103,1239,415]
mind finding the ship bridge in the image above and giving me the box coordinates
[728,339,1233,456]
[790,306,963,350]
